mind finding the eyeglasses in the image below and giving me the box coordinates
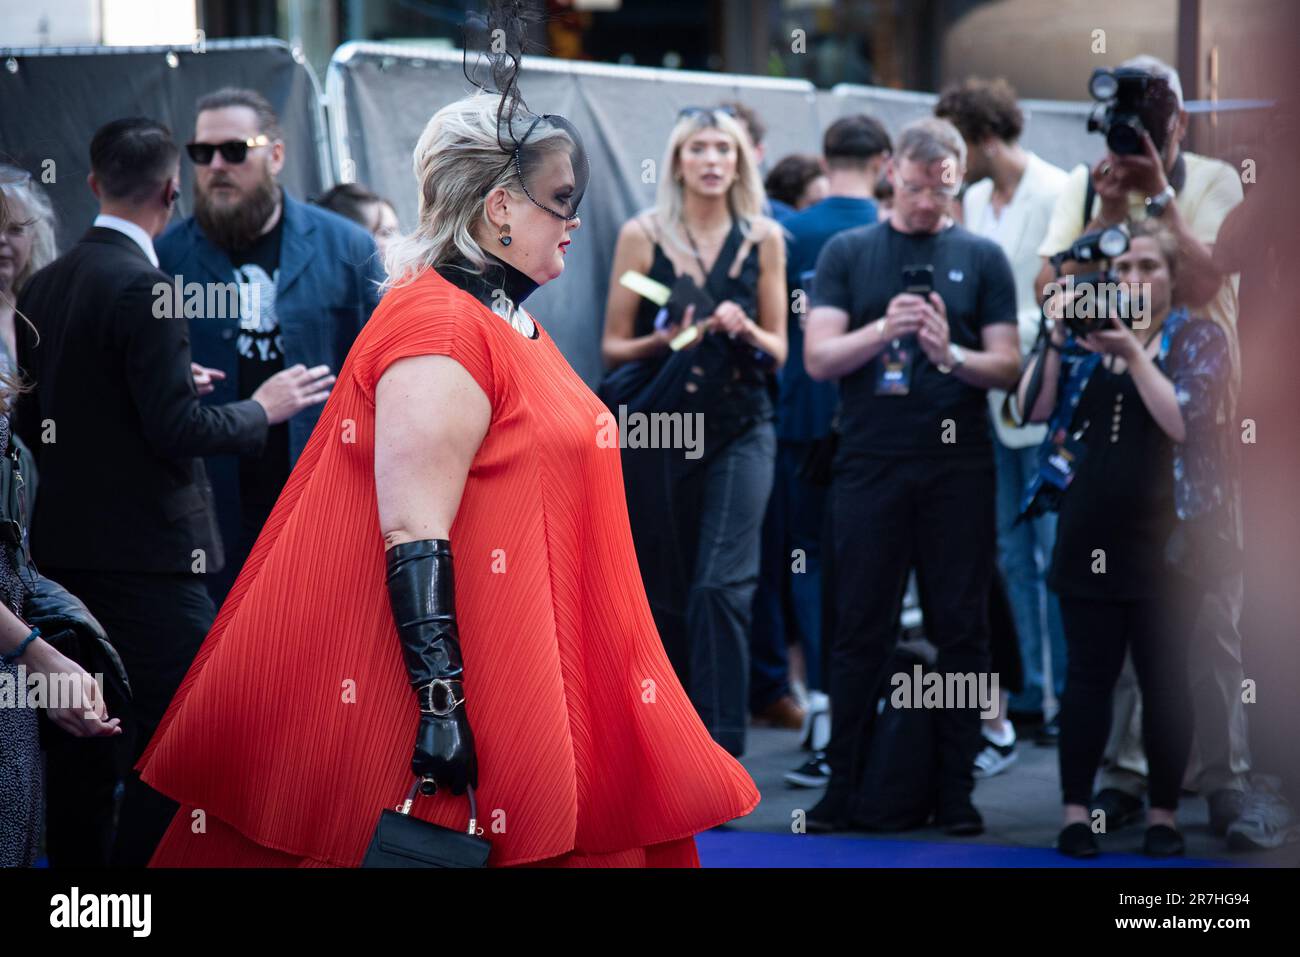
[677,106,738,122]
[898,180,959,200]
[185,135,272,165]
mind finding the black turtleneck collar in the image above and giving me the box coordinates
[434,249,541,310]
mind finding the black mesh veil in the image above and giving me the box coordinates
[462,1,589,220]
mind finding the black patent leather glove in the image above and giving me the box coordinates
[385,539,478,795]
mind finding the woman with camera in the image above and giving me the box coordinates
[1018,219,1232,858]
[601,106,787,756]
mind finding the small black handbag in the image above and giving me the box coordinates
[362,777,491,868]
[596,274,726,418]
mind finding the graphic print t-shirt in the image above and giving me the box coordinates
[229,214,290,512]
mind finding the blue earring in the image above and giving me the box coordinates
[499,224,511,246]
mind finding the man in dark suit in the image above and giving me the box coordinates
[157,88,383,604]
[15,117,333,867]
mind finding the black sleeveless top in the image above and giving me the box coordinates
[1048,363,1177,601]
[632,215,775,438]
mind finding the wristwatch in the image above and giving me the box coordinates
[1145,184,1175,219]
[936,342,966,375]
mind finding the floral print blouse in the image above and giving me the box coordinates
[1021,307,1232,522]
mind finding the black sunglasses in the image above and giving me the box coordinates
[185,135,271,165]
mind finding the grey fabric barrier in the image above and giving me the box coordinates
[0,39,329,254]
[329,44,1101,386]
[826,84,1097,174]
[328,42,831,386]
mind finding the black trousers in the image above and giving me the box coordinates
[204,498,271,608]
[1057,589,1195,810]
[825,452,995,817]
[986,568,1024,697]
[683,422,777,756]
[42,569,214,867]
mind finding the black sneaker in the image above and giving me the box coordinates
[1143,823,1185,857]
[1091,788,1144,832]
[1057,822,1100,858]
[784,751,831,789]
[937,803,985,836]
[1226,787,1300,852]
[806,790,852,834]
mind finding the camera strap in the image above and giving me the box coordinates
[1013,328,1049,428]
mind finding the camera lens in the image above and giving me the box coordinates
[1098,226,1130,258]
[1107,117,1144,155]
[1089,69,1119,101]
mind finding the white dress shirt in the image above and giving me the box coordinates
[92,213,159,268]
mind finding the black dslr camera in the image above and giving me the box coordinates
[1046,225,1138,338]
[1086,67,1179,155]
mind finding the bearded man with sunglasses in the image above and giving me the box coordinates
[157,88,384,605]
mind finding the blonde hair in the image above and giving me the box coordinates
[648,109,766,262]
[0,177,45,414]
[0,165,58,294]
[382,91,576,291]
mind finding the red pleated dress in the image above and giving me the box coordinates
[137,265,760,867]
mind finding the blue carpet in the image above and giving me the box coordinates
[696,829,1231,868]
[33,838,1229,868]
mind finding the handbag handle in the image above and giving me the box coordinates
[395,776,480,837]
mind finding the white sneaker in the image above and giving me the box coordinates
[973,724,1018,779]
[800,691,830,751]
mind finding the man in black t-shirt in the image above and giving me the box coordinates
[227,214,292,554]
[804,118,1021,834]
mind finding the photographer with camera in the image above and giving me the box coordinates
[1035,56,1240,372]
[1019,220,1232,857]
[1034,55,1279,847]
[1033,54,1265,847]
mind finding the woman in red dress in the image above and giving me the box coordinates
[137,42,759,869]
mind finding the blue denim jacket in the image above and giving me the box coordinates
[1020,307,1232,522]
[155,193,383,597]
